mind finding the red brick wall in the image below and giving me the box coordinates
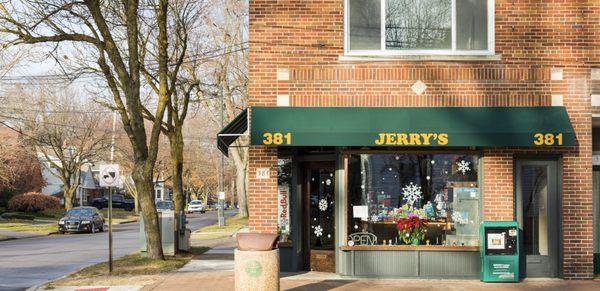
[247,146,278,233]
[248,0,598,278]
[482,150,513,221]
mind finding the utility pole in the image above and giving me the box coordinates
[186,170,190,204]
[108,111,117,273]
[218,70,225,227]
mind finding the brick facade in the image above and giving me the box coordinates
[248,0,599,279]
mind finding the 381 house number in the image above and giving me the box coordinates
[533,133,563,146]
[262,132,291,145]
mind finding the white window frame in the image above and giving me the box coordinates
[344,0,495,56]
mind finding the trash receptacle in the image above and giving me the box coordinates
[235,233,279,291]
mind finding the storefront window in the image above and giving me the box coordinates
[347,153,480,247]
[277,159,292,241]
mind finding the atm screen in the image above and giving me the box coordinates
[484,227,518,255]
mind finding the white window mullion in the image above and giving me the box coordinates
[344,0,348,54]
[488,0,495,54]
[451,0,457,51]
[380,0,385,51]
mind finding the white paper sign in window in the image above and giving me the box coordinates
[353,205,368,219]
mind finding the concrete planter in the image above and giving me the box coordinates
[235,248,279,291]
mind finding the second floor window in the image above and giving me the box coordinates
[347,0,493,54]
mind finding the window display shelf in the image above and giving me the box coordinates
[339,245,479,252]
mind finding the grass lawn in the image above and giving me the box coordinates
[199,215,248,233]
[0,219,57,234]
[99,209,139,224]
[47,246,209,287]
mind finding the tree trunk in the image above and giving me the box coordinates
[134,193,140,214]
[63,186,77,211]
[133,162,164,260]
[230,147,248,217]
[169,130,185,213]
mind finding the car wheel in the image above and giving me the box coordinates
[59,230,65,234]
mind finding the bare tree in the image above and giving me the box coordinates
[0,0,185,259]
[2,86,111,210]
[198,0,249,217]
[122,175,139,213]
[0,125,44,196]
[136,0,208,214]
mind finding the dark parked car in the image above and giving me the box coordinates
[156,200,174,212]
[91,194,134,211]
[58,207,105,234]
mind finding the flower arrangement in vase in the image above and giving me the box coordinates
[391,204,428,245]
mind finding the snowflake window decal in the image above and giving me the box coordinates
[402,182,422,207]
[314,225,323,237]
[457,160,471,175]
[318,199,328,211]
[370,214,379,222]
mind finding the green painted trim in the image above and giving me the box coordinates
[250,107,575,147]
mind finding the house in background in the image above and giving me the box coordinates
[38,154,115,206]
[38,153,64,198]
[76,164,110,206]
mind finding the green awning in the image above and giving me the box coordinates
[217,109,248,156]
[249,107,575,147]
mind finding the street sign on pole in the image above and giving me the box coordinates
[99,164,120,187]
[99,164,119,273]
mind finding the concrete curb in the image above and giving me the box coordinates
[0,236,16,242]
[116,219,139,225]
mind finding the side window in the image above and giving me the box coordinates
[346,0,493,54]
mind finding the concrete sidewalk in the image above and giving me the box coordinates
[143,239,600,291]
[143,270,600,291]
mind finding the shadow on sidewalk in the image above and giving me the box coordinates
[284,279,356,291]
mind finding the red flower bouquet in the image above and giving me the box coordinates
[396,213,427,245]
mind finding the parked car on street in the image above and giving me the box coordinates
[91,194,134,211]
[58,206,105,234]
[156,200,174,212]
[187,200,206,214]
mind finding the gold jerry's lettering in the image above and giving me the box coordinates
[374,133,449,146]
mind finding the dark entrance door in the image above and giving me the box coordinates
[302,162,335,272]
[515,159,559,277]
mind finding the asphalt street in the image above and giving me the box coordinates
[0,209,236,291]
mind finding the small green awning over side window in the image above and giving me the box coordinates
[249,107,575,148]
[217,109,248,156]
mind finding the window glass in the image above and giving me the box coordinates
[456,0,488,50]
[386,0,452,50]
[347,0,491,53]
[521,165,548,256]
[349,0,381,50]
[310,169,336,250]
[277,159,292,240]
[347,153,480,246]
